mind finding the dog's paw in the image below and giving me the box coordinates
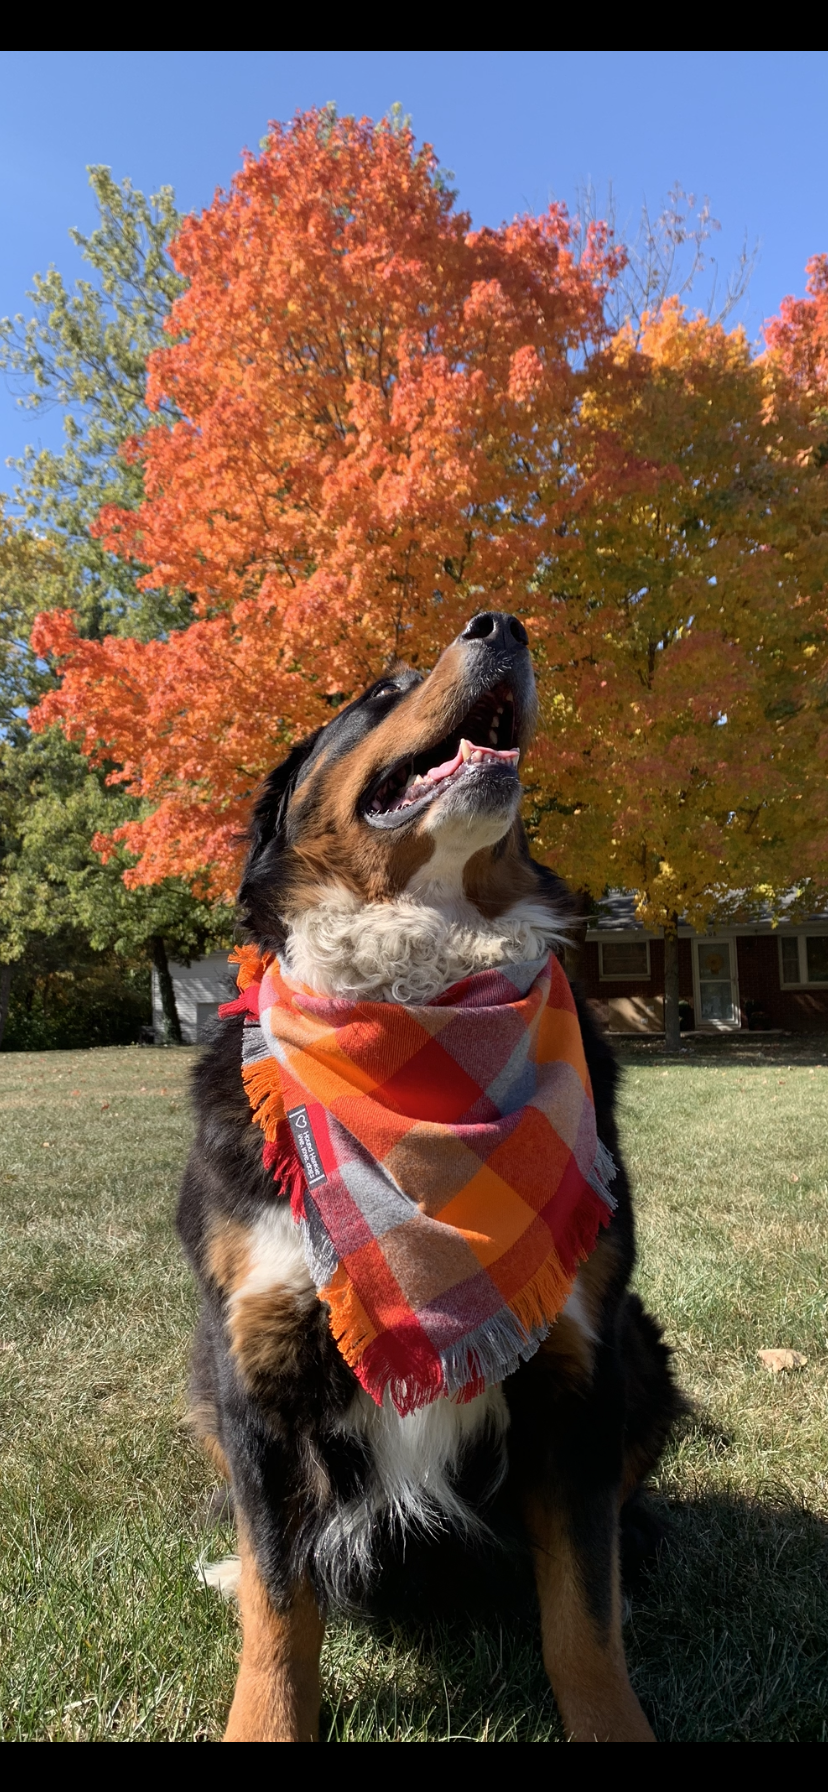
[195,1552,242,1599]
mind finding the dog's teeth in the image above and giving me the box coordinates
[471,749,484,763]
[460,740,473,761]
[488,726,499,745]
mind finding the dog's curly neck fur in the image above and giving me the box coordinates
[284,881,571,1004]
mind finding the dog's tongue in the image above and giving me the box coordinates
[387,738,521,811]
[426,738,520,782]
[426,748,464,782]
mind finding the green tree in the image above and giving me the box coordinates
[0,511,67,733]
[0,165,191,641]
[0,170,232,1044]
[0,728,232,1046]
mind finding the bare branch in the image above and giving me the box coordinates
[572,181,758,340]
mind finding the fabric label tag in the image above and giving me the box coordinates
[287,1104,327,1187]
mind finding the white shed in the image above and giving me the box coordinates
[151,950,237,1044]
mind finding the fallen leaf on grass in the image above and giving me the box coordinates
[758,1348,808,1373]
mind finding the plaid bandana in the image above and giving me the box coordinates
[221,944,615,1414]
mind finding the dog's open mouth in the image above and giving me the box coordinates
[363,682,520,829]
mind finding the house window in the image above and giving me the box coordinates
[599,939,650,980]
[778,935,828,987]
[780,937,800,985]
[807,938,828,982]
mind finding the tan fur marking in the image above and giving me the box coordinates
[229,1288,310,1393]
[526,1497,655,1743]
[573,1232,621,1336]
[206,1219,252,1296]
[538,1310,594,1384]
[188,1397,231,1481]
[224,1524,325,1742]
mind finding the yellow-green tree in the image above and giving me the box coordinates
[524,301,828,1043]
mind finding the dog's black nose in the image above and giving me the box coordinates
[460,611,528,650]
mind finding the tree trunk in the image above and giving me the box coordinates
[151,936,183,1044]
[663,916,681,1051]
[0,962,12,1049]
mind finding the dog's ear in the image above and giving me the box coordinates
[246,729,324,862]
[238,729,324,944]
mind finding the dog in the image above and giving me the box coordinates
[178,610,681,1742]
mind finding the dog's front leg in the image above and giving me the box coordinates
[509,1332,655,1744]
[224,1521,325,1743]
[526,1485,654,1743]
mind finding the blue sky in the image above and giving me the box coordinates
[1,50,826,476]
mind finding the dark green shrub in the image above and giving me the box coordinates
[2,935,150,1050]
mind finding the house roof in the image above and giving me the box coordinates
[585,889,828,936]
[588,892,643,932]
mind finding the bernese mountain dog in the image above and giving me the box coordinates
[178,610,681,1742]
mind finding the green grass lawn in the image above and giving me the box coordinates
[1,1037,827,1742]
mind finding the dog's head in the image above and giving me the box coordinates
[239,611,552,946]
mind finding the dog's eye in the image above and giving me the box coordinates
[371,682,399,701]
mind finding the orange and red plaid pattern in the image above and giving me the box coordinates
[221,945,615,1413]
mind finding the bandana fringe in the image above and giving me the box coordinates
[229,943,270,990]
[240,1047,286,1141]
[587,1138,618,1211]
[508,1249,580,1341]
[321,1267,444,1414]
[263,1125,308,1217]
[320,1237,601,1416]
[438,1311,542,1398]
[234,1017,308,1211]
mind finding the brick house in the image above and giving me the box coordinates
[576,894,828,1034]
[153,902,828,1043]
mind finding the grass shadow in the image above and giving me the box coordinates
[320,1487,828,1741]
[614,1030,828,1069]
[631,1488,828,1741]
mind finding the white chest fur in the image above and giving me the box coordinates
[283,882,569,1005]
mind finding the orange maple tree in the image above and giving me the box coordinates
[31,109,629,892]
[31,110,828,1049]
[764,253,828,416]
